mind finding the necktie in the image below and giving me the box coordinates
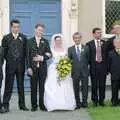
[96,41,102,63]
[76,46,80,61]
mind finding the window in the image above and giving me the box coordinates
[105,0,120,34]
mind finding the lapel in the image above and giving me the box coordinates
[32,37,45,49]
[92,40,96,55]
[73,44,84,61]
[9,33,15,41]
[73,45,77,58]
[9,33,23,41]
[33,37,38,48]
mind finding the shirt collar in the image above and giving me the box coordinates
[94,39,100,43]
[35,36,42,41]
[75,44,82,49]
[12,33,19,39]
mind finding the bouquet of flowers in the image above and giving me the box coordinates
[56,57,72,80]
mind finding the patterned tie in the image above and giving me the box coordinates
[76,46,80,61]
[96,41,102,63]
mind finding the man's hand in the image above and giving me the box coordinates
[27,68,33,76]
[45,52,52,58]
[33,55,44,62]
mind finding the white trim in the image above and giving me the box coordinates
[102,0,106,36]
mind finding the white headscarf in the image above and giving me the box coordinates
[50,33,65,50]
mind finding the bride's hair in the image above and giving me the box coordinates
[51,33,64,50]
[54,35,61,40]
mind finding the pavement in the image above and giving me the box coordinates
[0,93,92,120]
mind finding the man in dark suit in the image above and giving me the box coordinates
[26,24,52,111]
[2,19,28,113]
[108,38,120,106]
[68,32,89,109]
[0,47,4,113]
[106,24,120,53]
[86,28,107,106]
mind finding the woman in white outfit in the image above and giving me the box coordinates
[44,34,76,111]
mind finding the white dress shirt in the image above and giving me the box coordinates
[75,44,82,53]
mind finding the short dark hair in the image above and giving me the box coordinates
[10,19,20,26]
[35,24,45,29]
[92,28,101,33]
[72,32,82,37]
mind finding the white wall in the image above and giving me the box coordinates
[0,0,10,95]
[78,0,104,43]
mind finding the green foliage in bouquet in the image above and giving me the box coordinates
[56,57,72,80]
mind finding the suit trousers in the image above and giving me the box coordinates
[111,79,120,104]
[0,67,3,108]
[73,75,88,107]
[3,60,25,108]
[91,62,106,103]
[30,67,47,109]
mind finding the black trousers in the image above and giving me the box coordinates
[0,67,3,108]
[73,76,88,107]
[111,79,120,104]
[3,60,25,108]
[91,63,106,103]
[30,67,47,109]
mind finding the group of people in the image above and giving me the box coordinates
[0,19,120,114]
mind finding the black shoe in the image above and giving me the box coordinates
[0,107,5,113]
[75,104,81,110]
[112,102,118,107]
[99,101,105,107]
[82,103,88,108]
[2,106,9,113]
[40,108,47,111]
[31,107,38,112]
[40,106,47,111]
[19,106,29,111]
[93,102,98,107]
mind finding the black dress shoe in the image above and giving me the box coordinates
[40,106,47,111]
[75,105,81,110]
[99,101,105,107]
[31,107,38,112]
[19,106,29,111]
[112,102,118,107]
[2,106,9,113]
[82,103,88,108]
[93,102,98,107]
[0,107,5,113]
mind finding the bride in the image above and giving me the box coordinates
[44,34,76,111]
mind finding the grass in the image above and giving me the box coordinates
[88,101,120,120]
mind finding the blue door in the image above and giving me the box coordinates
[10,0,61,91]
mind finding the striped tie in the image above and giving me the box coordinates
[96,41,102,63]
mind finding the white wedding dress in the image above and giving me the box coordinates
[44,50,76,111]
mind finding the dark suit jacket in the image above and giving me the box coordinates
[108,49,120,80]
[106,36,115,54]
[0,46,4,68]
[86,40,107,77]
[2,33,27,62]
[0,46,4,82]
[68,44,89,79]
[26,37,51,71]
